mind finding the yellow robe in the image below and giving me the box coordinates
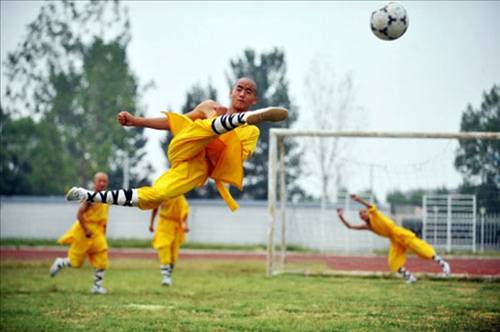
[152,195,189,265]
[138,112,259,211]
[57,203,109,269]
[368,205,436,271]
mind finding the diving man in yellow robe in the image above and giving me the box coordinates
[50,172,110,294]
[149,195,189,286]
[337,194,450,283]
[65,78,288,212]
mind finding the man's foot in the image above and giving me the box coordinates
[245,107,288,125]
[65,187,87,202]
[49,258,64,277]
[442,261,451,276]
[162,276,172,286]
[405,275,417,284]
[91,286,107,294]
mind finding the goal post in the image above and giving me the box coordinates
[266,130,500,277]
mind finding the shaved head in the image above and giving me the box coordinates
[93,172,109,191]
[94,172,108,182]
[229,77,258,112]
[233,77,257,95]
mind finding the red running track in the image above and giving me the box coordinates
[1,247,499,277]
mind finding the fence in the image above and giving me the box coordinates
[403,213,500,252]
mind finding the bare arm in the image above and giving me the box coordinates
[336,208,370,231]
[149,208,158,233]
[118,100,227,130]
[184,100,228,120]
[77,202,93,238]
[118,112,170,130]
[350,194,373,208]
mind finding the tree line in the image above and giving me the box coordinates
[1,1,498,212]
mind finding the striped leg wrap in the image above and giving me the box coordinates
[398,267,415,281]
[59,257,71,269]
[160,265,172,278]
[94,269,105,288]
[86,188,138,207]
[211,113,246,134]
[433,255,446,268]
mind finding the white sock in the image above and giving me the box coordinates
[86,188,139,207]
[94,269,105,288]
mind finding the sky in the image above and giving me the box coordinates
[1,1,499,201]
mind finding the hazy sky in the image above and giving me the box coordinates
[2,1,499,200]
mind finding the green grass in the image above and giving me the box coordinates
[0,238,310,252]
[1,259,499,331]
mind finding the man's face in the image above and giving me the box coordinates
[230,79,257,112]
[93,173,109,192]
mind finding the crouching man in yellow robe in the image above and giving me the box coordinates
[149,195,189,286]
[337,194,450,284]
[65,77,288,212]
[50,172,110,294]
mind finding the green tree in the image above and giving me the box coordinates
[226,48,304,201]
[455,85,500,212]
[386,188,450,207]
[0,108,75,194]
[1,1,152,193]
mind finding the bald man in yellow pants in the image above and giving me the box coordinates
[149,195,189,286]
[337,194,450,284]
[50,172,110,294]
[65,78,288,212]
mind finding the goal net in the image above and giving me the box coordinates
[266,129,500,276]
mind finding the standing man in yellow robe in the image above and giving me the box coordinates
[65,78,288,212]
[50,172,110,294]
[336,194,450,284]
[149,195,189,286]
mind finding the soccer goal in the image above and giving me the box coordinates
[266,129,500,276]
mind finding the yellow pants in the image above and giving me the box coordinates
[67,234,109,269]
[153,221,184,265]
[387,237,436,272]
[138,115,216,210]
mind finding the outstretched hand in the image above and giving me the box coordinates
[117,111,135,126]
[336,208,344,217]
[350,194,360,201]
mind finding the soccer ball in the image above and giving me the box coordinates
[370,2,409,41]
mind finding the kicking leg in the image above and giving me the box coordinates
[210,107,288,134]
[66,160,207,210]
[66,187,139,206]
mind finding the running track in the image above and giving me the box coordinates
[1,247,499,278]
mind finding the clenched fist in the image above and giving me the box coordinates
[117,111,135,126]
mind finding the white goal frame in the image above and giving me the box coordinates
[266,129,500,276]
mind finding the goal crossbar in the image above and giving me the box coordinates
[269,129,500,140]
[266,129,500,276]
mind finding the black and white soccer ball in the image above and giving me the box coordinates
[370,2,409,41]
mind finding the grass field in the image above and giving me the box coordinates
[1,259,499,331]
